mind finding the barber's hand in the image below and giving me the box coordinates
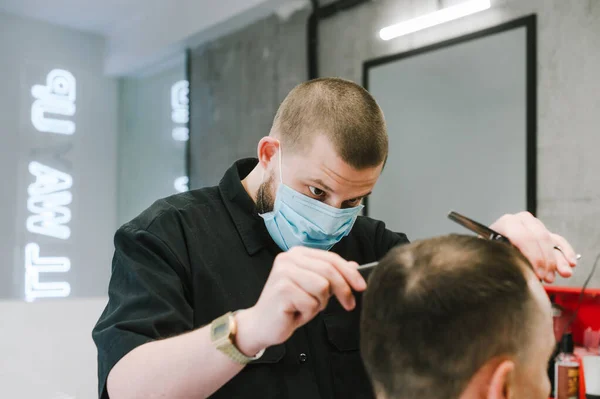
[235,246,366,356]
[490,212,577,283]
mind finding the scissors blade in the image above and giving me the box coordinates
[448,211,510,243]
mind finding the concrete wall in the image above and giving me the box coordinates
[188,0,600,288]
[0,10,117,398]
[189,9,309,189]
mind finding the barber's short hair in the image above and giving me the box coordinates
[360,235,536,399]
[270,77,388,169]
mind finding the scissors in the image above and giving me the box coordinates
[448,211,580,261]
[447,211,511,243]
[357,211,504,275]
[357,211,580,275]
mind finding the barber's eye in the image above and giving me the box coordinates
[346,198,361,206]
[309,186,325,197]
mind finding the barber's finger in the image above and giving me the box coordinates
[544,269,556,284]
[297,257,356,310]
[551,233,578,266]
[494,215,545,277]
[553,248,573,278]
[518,212,557,279]
[291,247,366,291]
[287,267,332,310]
[287,283,322,327]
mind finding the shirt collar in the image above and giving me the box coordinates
[219,158,272,255]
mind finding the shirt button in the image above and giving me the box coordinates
[299,353,307,363]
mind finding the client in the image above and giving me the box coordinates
[361,235,555,399]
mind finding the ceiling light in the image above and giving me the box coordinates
[379,0,491,41]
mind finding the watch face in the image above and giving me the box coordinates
[213,322,228,340]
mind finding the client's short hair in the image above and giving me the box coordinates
[360,235,536,399]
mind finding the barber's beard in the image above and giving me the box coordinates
[256,174,276,214]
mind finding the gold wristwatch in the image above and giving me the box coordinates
[210,311,264,365]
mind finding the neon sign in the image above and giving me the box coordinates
[31,69,76,135]
[171,80,189,192]
[25,69,75,301]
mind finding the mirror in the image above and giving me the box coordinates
[364,16,536,240]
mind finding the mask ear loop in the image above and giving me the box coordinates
[278,142,283,184]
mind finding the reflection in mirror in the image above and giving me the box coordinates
[117,54,189,225]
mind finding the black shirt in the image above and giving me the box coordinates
[92,158,409,399]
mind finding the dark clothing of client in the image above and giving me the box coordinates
[92,158,409,399]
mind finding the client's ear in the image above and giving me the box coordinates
[488,360,515,399]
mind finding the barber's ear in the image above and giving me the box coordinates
[257,137,280,169]
[488,360,515,399]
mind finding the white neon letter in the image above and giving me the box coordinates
[24,243,71,302]
[172,127,189,142]
[171,80,189,124]
[31,69,76,135]
[174,176,189,193]
[27,161,73,196]
[26,161,72,239]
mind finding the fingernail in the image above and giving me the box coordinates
[537,269,547,279]
[344,297,356,310]
[357,277,367,291]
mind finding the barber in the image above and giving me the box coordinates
[93,78,577,399]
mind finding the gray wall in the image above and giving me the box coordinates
[117,60,188,225]
[188,0,600,288]
[0,10,116,398]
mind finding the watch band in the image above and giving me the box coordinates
[219,339,264,364]
[211,311,265,365]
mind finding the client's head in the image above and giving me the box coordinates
[360,235,555,399]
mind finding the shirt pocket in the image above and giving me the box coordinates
[211,344,286,398]
[322,302,375,399]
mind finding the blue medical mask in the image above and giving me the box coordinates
[259,148,364,251]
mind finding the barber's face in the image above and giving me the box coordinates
[510,271,555,399]
[257,134,383,213]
